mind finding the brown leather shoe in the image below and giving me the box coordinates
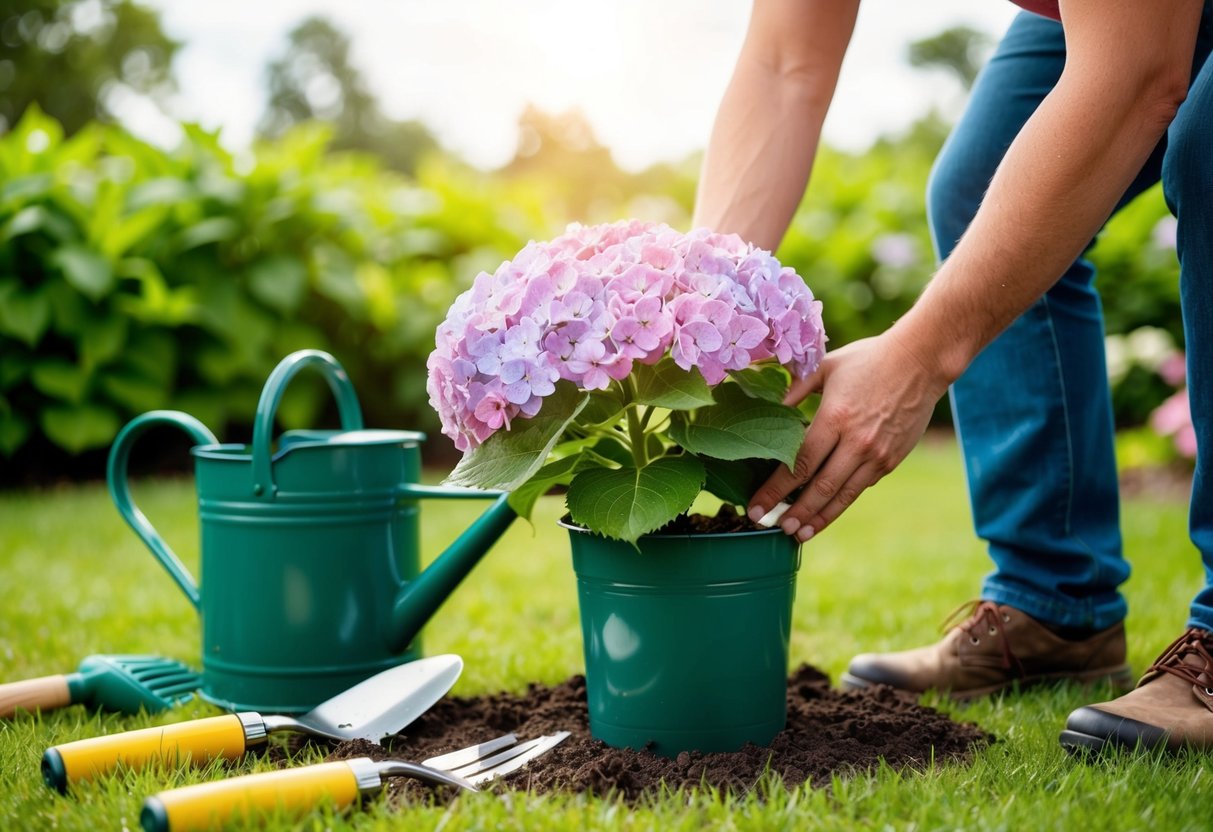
[842,601,1133,700]
[1061,628,1213,753]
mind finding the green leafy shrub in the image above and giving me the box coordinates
[0,106,540,465]
[0,103,1187,476]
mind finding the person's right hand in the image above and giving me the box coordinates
[747,327,952,541]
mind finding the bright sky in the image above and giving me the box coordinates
[126,0,1020,171]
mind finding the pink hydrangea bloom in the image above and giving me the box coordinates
[427,220,827,451]
[1151,388,1197,459]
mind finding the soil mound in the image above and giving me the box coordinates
[325,664,992,802]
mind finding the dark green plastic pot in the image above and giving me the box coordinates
[564,520,801,756]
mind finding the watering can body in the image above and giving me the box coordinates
[108,351,514,713]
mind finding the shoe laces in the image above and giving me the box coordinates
[1146,628,1213,694]
[941,600,1025,676]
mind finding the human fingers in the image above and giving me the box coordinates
[783,364,825,407]
[796,460,887,540]
[774,437,870,541]
[746,413,839,523]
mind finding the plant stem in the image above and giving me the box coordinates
[623,376,648,468]
[626,406,647,468]
[639,405,654,431]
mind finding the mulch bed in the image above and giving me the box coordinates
[323,665,993,803]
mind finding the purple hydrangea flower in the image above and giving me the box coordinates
[426,221,827,448]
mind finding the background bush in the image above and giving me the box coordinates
[0,106,543,474]
[0,98,1186,479]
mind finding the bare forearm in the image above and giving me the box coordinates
[692,66,826,250]
[896,3,1200,382]
[692,0,858,250]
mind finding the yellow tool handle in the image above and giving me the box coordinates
[142,761,361,832]
[0,675,72,718]
[43,714,247,792]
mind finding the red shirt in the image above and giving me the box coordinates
[1012,1,1061,20]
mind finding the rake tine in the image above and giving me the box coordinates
[140,670,199,687]
[150,681,200,699]
[128,664,195,682]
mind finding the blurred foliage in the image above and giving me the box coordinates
[0,0,177,135]
[908,26,995,91]
[0,105,547,470]
[0,21,1187,476]
[259,16,440,176]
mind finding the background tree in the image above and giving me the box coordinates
[0,0,177,135]
[907,25,993,91]
[259,16,439,175]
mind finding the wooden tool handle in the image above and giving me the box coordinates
[0,674,72,718]
[141,762,361,832]
[42,714,247,793]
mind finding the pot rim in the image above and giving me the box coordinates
[558,515,788,541]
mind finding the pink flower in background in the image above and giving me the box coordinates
[1148,350,1196,461]
[427,220,827,451]
[1151,389,1197,459]
[1152,216,1178,250]
[1157,353,1186,387]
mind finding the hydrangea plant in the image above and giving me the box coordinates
[427,220,827,543]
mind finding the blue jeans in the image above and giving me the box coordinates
[927,9,1213,632]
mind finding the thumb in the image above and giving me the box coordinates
[783,361,826,406]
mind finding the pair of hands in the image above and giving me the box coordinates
[748,327,953,541]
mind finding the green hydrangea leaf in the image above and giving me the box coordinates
[566,454,705,543]
[507,454,580,520]
[632,357,715,410]
[447,381,589,491]
[702,456,780,507]
[730,365,792,403]
[580,389,625,426]
[669,383,806,468]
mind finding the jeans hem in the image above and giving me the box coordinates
[982,579,1127,631]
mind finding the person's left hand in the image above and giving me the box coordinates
[747,327,951,541]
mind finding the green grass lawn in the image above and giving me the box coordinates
[1,437,1208,830]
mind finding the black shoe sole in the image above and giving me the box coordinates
[1059,706,1171,756]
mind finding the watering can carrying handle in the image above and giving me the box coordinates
[251,350,364,499]
[108,411,218,610]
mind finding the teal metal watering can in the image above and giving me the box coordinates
[107,350,514,713]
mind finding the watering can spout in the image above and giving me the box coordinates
[389,492,516,654]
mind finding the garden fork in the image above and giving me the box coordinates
[140,731,571,832]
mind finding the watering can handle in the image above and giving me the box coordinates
[108,411,217,610]
[251,350,364,499]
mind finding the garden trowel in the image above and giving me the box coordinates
[1,655,199,719]
[42,653,463,793]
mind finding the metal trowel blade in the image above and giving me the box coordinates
[296,654,463,743]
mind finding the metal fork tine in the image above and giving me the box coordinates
[463,731,570,785]
[422,733,519,771]
[418,731,570,785]
[446,736,546,778]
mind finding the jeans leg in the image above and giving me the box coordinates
[927,13,1158,629]
[1162,15,1213,633]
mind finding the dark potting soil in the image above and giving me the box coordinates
[323,665,992,804]
[655,504,765,535]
